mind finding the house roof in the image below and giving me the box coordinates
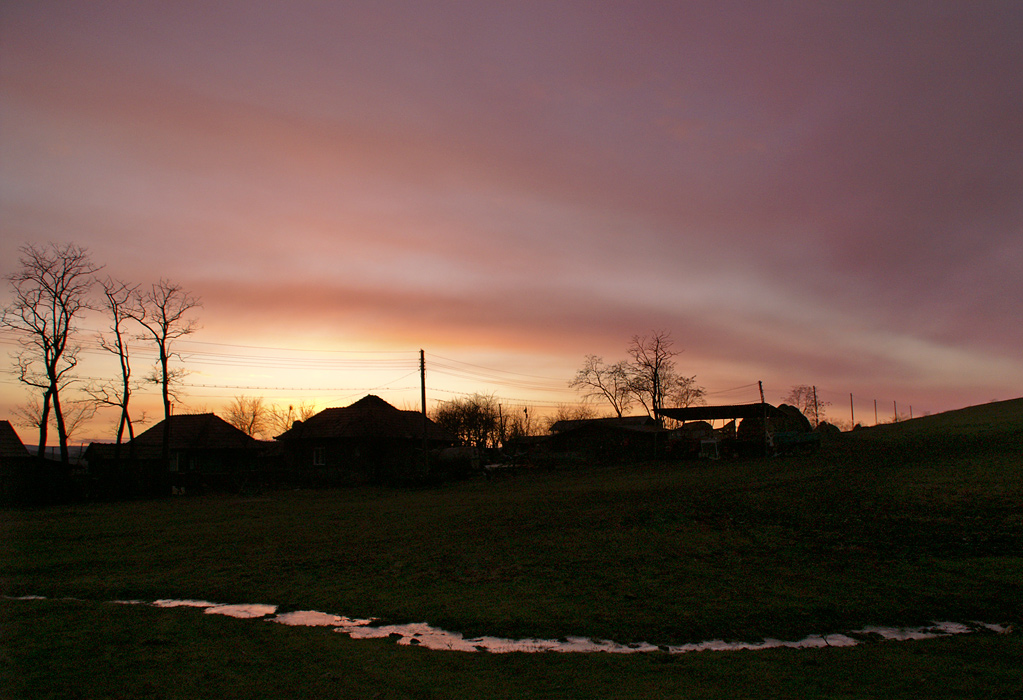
[549,415,661,434]
[130,413,258,451]
[656,403,790,422]
[276,395,454,442]
[0,420,30,460]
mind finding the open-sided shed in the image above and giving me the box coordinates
[657,403,816,456]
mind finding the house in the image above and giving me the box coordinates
[85,413,262,496]
[0,420,75,504]
[0,420,30,462]
[1,420,30,503]
[548,415,667,464]
[274,394,455,485]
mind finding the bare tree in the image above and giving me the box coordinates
[83,380,150,448]
[433,393,502,449]
[626,330,679,419]
[224,395,268,438]
[131,280,201,468]
[59,399,98,446]
[266,401,317,438]
[13,395,93,454]
[569,355,633,418]
[782,385,830,427]
[2,243,99,463]
[664,373,706,409]
[505,405,542,441]
[88,278,142,452]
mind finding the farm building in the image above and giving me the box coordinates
[548,415,667,464]
[657,403,817,457]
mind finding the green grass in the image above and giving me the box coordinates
[2,398,1022,698]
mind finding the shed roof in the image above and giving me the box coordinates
[656,403,789,422]
[549,415,661,434]
[276,395,454,442]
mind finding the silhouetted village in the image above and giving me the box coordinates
[1,394,830,505]
[0,243,838,505]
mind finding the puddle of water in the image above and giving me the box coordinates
[318,623,859,654]
[153,599,218,609]
[274,610,376,627]
[854,621,971,641]
[152,599,277,618]
[206,603,278,619]
[7,595,1011,655]
[273,610,345,627]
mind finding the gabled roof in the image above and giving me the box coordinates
[130,413,258,451]
[549,415,661,434]
[0,420,30,460]
[276,395,454,442]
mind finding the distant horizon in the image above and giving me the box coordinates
[6,385,1019,450]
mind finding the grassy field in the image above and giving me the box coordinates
[2,398,1021,698]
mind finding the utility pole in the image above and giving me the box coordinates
[850,393,855,427]
[812,385,820,427]
[893,400,898,422]
[874,399,878,425]
[759,381,770,455]
[420,349,428,474]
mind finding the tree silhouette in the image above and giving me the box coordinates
[265,401,317,438]
[783,385,829,427]
[433,393,501,449]
[87,277,143,455]
[2,243,99,463]
[131,280,201,474]
[570,355,633,418]
[626,330,678,419]
[225,395,268,438]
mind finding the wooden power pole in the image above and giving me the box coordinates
[759,381,769,455]
[420,349,428,473]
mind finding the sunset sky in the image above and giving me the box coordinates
[2,1,1021,442]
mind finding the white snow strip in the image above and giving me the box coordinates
[6,596,1012,655]
[205,603,278,619]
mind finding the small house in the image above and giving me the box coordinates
[86,413,262,495]
[274,395,455,485]
[0,420,77,504]
[1,420,31,503]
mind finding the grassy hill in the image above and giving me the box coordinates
[842,397,1023,446]
[2,397,1021,698]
